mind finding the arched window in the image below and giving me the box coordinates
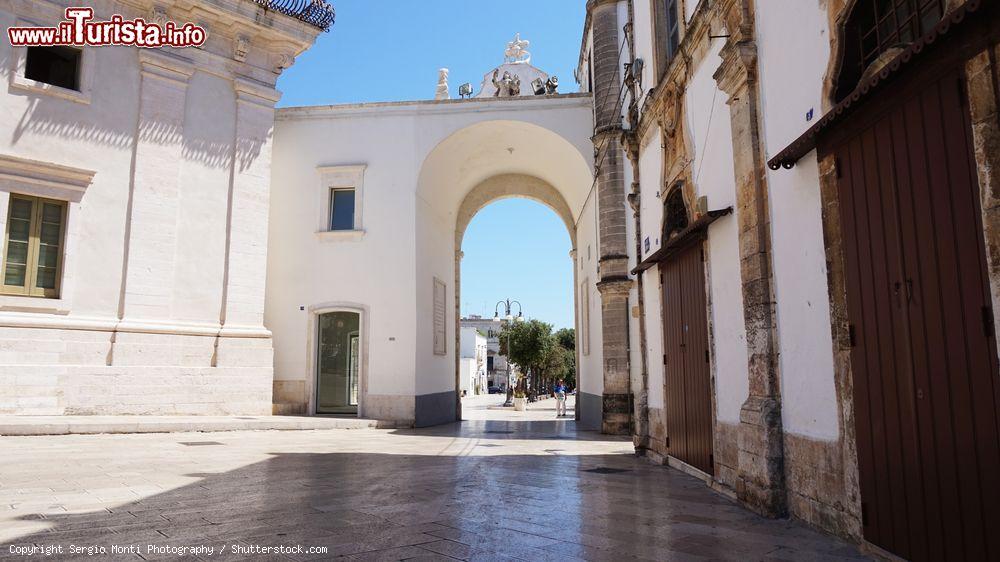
[663,186,689,240]
[834,0,946,102]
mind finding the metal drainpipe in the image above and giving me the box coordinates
[624,0,650,454]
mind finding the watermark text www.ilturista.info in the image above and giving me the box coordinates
[7,7,206,48]
[8,543,329,557]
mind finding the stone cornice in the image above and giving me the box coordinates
[138,50,197,85]
[276,93,594,121]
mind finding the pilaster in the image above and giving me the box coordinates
[218,78,281,335]
[713,0,787,518]
[119,50,195,324]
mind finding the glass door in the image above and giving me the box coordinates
[316,311,360,415]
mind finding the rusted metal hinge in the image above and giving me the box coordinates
[982,306,994,338]
[848,324,857,348]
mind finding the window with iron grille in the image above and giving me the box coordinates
[835,0,946,101]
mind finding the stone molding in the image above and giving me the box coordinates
[0,313,271,338]
[138,50,197,85]
[234,77,283,108]
[0,155,95,203]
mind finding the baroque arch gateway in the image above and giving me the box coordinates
[267,95,632,430]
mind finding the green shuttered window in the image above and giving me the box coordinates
[1,195,66,298]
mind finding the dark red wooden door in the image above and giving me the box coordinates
[661,241,714,475]
[832,68,1000,561]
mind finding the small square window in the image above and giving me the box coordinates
[329,188,356,231]
[25,46,82,91]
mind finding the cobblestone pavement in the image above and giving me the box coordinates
[0,408,868,561]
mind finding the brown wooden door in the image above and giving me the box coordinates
[661,241,714,475]
[832,68,1000,561]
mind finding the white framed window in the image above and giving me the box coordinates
[9,20,94,105]
[316,165,366,241]
[0,154,95,312]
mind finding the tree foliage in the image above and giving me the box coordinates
[500,321,577,390]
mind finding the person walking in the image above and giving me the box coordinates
[554,379,567,418]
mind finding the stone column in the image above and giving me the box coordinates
[713,0,787,517]
[119,50,194,323]
[589,0,633,435]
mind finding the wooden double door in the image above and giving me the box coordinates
[828,67,1000,561]
[660,241,714,475]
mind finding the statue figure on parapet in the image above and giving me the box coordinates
[492,69,521,97]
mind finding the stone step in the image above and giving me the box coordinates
[0,415,408,436]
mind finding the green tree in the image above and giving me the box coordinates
[553,327,576,388]
[554,327,575,351]
[499,319,553,396]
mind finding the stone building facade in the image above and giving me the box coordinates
[0,0,324,415]
[583,0,1000,559]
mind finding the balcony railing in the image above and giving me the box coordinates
[252,0,335,32]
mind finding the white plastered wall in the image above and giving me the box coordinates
[756,0,840,441]
[685,42,749,425]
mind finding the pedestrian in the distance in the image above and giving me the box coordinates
[554,379,567,418]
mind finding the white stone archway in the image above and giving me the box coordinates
[414,118,596,427]
[269,95,599,428]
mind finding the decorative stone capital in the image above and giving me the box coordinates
[596,277,633,296]
[713,40,758,100]
[234,77,282,109]
[138,50,195,86]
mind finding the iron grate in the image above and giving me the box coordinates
[178,441,224,447]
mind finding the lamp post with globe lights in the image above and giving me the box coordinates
[494,299,523,407]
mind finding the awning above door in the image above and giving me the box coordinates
[632,207,733,274]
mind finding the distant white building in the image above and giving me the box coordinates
[460,315,509,389]
[458,327,486,396]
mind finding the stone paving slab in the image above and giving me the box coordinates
[0,414,871,561]
[0,415,404,436]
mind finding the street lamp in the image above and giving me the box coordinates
[494,299,522,407]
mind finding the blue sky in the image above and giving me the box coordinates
[277,0,586,106]
[277,1,585,329]
[460,200,574,329]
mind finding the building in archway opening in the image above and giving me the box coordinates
[266,38,605,429]
[458,326,487,396]
[460,315,509,391]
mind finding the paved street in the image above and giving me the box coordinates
[0,405,868,561]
